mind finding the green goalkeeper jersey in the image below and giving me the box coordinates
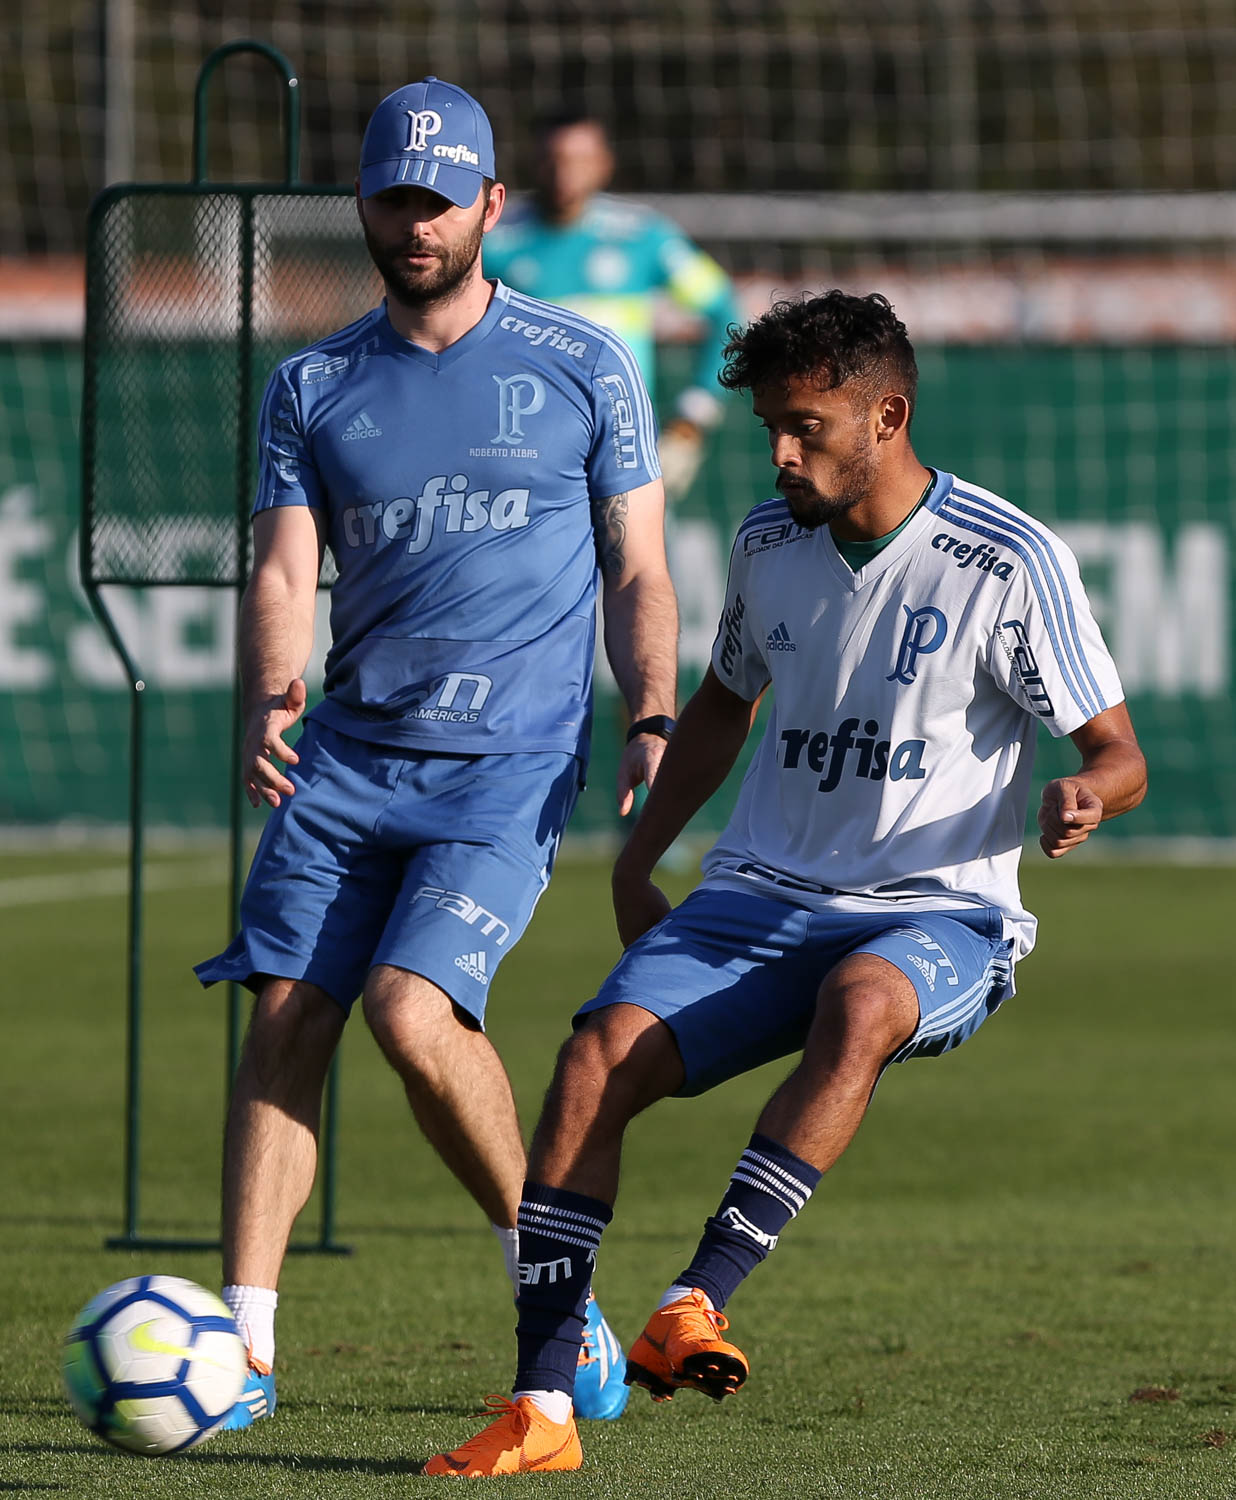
[483,194,741,420]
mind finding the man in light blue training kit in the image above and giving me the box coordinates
[195,78,677,1429]
[484,112,743,503]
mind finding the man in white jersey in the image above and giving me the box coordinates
[423,290,1146,1475]
[194,78,677,1429]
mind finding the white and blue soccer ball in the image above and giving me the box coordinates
[62,1274,247,1456]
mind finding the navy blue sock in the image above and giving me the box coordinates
[678,1133,822,1309]
[513,1183,612,1397]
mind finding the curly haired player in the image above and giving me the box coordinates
[424,290,1146,1476]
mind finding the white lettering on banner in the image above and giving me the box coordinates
[66,581,236,689]
[1061,521,1227,696]
[13,503,1223,702]
[0,487,54,686]
[65,526,332,691]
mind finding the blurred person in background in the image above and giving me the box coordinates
[484,111,743,505]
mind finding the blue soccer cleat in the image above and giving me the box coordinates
[219,1360,276,1431]
[573,1295,629,1421]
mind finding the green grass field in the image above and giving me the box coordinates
[2,849,1233,1498]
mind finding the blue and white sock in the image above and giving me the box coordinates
[513,1184,611,1399]
[676,1134,822,1309]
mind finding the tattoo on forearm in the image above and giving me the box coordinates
[592,491,629,578]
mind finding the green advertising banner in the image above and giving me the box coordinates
[1,340,1231,843]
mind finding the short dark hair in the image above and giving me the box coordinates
[720,290,918,417]
[534,110,611,143]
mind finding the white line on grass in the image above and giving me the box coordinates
[0,859,228,907]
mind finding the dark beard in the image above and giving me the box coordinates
[777,447,879,531]
[780,484,861,531]
[362,213,485,311]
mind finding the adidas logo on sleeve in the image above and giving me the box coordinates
[342,410,383,441]
[454,950,490,984]
[766,622,796,652]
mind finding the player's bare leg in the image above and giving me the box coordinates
[219,977,343,1427]
[223,977,346,1289]
[528,1002,686,1200]
[625,955,919,1402]
[755,952,919,1171]
[362,965,527,1226]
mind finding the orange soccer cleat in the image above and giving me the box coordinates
[625,1289,749,1403]
[422,1395,583,1477]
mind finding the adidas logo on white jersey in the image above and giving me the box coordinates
[454,950,490,984]
[766,621,797,652]
[342,410,382,441]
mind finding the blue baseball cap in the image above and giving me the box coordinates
[359,78,495,207]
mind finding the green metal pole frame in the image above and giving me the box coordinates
[80,188,151,1249]
[94,39,348,1254]
[193,39,347,1257]
[192,39,301,187]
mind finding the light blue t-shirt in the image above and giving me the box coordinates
[253,281,660,762]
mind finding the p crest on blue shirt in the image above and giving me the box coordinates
[251,282,660,758]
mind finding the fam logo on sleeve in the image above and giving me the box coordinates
[597,374,639,469]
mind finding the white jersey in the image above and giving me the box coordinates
[702,469,1124,962]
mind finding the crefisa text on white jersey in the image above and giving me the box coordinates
[931,532,1015,579]
[779,717,928,794]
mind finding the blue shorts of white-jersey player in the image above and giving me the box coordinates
[577,887,1015,1096]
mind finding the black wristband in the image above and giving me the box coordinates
[626,714,676,744]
